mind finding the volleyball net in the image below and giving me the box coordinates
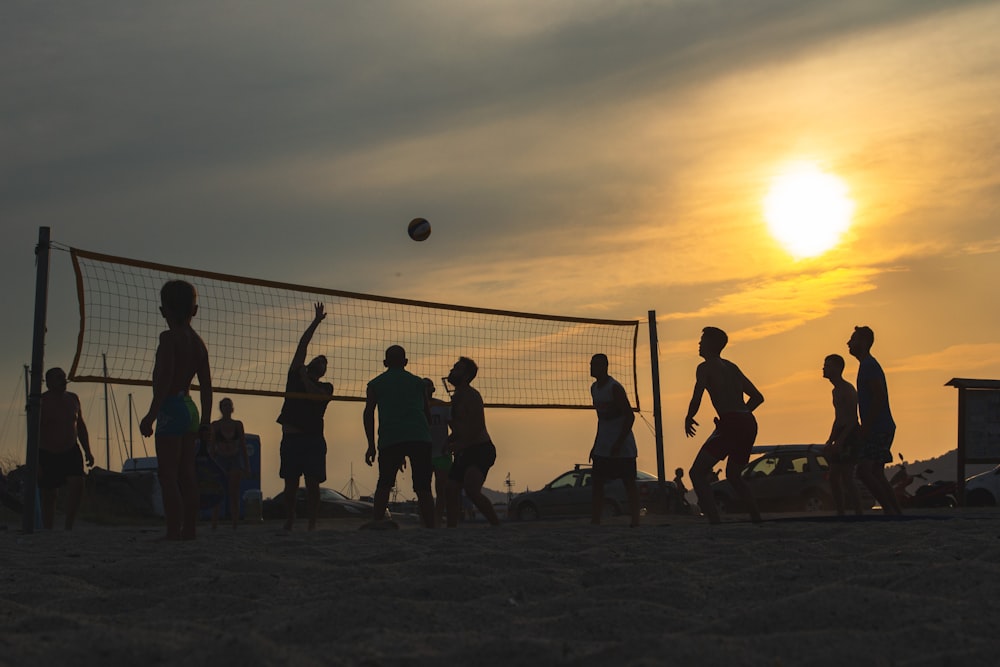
[68,249,640,410]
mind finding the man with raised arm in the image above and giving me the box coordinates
[38,367,95,530]
[685,327,763,525]
[276,303,333,531]
[362,345,435,529]
[588,353,640,527]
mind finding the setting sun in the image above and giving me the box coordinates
[764,163,855,258]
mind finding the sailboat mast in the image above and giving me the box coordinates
[103,354,110,470]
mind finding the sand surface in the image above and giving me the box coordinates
[2,509,999,666]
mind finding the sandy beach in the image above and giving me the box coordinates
[2,508,999,666]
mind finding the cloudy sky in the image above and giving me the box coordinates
[3,0,999,499]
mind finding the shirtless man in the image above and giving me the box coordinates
[822,354,863,516]
[139,280,213,541]
[445,357,500,527]
[685,327,763,524]
[38,367,95,530]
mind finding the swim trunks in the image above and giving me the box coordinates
[827,428,862,465]
[38,448,85,488]
[702,412,758,468]
[449,441,497,483]
[279,432,327,483]
[432,454,453,472]
[377,441,433,494]
[155,393,200,436]
[860,430,894,465]
[591,455,637,482]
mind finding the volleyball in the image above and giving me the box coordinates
[408,217,431,242]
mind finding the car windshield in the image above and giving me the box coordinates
[294,488,350,501]
[549,472,581,489]
[743,452,825,478]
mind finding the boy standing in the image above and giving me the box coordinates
[139,280,212,541]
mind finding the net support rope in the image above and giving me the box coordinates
[69,248,639,410]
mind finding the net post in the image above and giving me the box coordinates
[22,227,51,534]
[648,310,666,483]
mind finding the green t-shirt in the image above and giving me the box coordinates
[368,368,431,448]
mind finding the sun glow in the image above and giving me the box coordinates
[764,163,855,259]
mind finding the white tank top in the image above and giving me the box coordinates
[591,377,638,458]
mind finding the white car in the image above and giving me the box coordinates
[965,465,1000,506]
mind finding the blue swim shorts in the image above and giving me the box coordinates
[156,394,200,436]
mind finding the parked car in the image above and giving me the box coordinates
[262,487,388,519]
[711,444,873,513]
[507,464,675,520]
[965,464,1000,506]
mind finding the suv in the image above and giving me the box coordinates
[508,464,674,520]
[711,444,868,513]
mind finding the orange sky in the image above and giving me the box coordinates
[2,1,999,499]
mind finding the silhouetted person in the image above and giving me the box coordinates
[38,367,94,530]
[673,467,688,495]
[276,303,333,531]
[425,378,452,527]
[685,327,763,524]
[210,397,250,529]
[848,326,902,515]
[822,354,863,516]
[672,467,690,514]
[139,280,213,541]
[588,353,639,526]
[445,357,500,527]
[363,346,435,528]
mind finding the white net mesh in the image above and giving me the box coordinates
[70,249,639,409]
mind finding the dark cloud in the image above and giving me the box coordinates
[2,0,989,214]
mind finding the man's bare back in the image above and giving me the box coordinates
[450,384,491,451]
[155,327,209,395]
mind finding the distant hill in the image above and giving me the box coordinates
[889,449,995,484]
[481,486,510,504]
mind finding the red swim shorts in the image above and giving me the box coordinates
[702,412,758,468]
